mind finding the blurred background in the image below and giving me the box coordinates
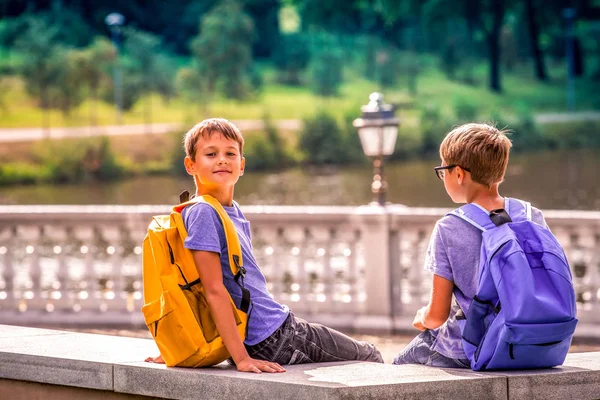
[0,0,598,209]
[1,1,600,362]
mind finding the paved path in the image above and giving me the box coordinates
[1,112,599,143]
[534,111,600,124]
[0,119,303,143]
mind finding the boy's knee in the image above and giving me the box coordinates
[364,344,384,363]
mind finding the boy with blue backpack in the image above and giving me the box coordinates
[393,123,577,370]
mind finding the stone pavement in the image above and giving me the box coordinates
[1,324,600,400]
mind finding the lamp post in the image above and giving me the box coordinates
[105,12,125,125]
[353,92,400,206]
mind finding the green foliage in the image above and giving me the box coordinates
[273,33,311,85]
[121,28,176,108]
[488,106,541,152]
[13,15,63,111]
[244,133,278,170]
[170,129,188,177]
[419,103,448,156]
[453,96,479,123]
[50,48,87,116]
[299,111,357,165]
[374,46,401,89]
[190,0,257,101]
[262,113,291,167]
[309,48,344,97]
[0,162,50,186]
[543,121,600,149]
[31,137,124,183]
[176,67,209,115]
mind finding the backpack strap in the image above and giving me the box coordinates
[448,198,533,231]
[448,203,498,232]
[505,198,532,223]
[174,195,250,314]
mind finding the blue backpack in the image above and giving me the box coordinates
[450,198,578,370]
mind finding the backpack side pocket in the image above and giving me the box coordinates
[142,290,199,366]
[486,319,578,370]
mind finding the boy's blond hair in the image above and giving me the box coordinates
[440,123,512,187]
[184,118,245,160]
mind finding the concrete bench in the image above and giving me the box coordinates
[0,324,598,400]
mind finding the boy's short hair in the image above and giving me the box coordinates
[440,123,512,187]
[184,118,245,160]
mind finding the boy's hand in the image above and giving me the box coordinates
[412,307,427,331]
[235,356,286,374]
[144,354,165,364]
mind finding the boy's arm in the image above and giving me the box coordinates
[413,274,454,331]
[193,249,285,374]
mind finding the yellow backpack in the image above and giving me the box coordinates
[141,193,249,367]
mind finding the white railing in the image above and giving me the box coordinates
[0,205,599,333]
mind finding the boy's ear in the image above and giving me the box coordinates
[456,167,466,184]
[240,156,246,176]
[183,156,195,176]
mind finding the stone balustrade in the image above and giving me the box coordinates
[0,204,599,333]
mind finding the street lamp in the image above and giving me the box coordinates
[105,12,126,125]
[353,92,400,206]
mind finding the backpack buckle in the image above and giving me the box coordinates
[233,255,245,277]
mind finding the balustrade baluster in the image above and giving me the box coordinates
[321,228,334,312]
[0,226,16,311]
[301,227,318,313]
[405,229,423,313]
[80,226,102,312]
[52,227,70,312]
[25,226,43,313]
[269,227,284,300]
[389,228,403,317]
[347,229,361,312]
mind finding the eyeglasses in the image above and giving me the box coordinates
[434,165,471,180]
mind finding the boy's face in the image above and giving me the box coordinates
[184,132,245,189]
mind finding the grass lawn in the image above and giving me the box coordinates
[0,61,597,129]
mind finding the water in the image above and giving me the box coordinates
[1,149,599,210]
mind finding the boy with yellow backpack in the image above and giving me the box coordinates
[143,118,383,373]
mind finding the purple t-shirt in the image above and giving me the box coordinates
[182,201,290,346]
[425,198,547,359]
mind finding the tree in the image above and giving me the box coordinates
[51,47,87,119]
[69,38,115,126]
[488,0,506,92]
[176,67,209,117]
[190,0,256,101]
[123,28,175,132]
[14,15,62,133]
[273,33,311,85]
[525,0,547,81]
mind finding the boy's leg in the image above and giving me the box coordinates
[280,313,383,364]
[247,312,382,365]
[393,330,470,368]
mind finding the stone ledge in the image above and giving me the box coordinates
[1,324,599,400]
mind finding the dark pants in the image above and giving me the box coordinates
[245,312,383,365]
[393,329,470,368]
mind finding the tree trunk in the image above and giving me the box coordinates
[144,94,152,135]
[90,83,98,128]
[40,85,50,138]
[525,0,547,81]
[488,0,505,92]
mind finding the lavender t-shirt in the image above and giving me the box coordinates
[425,198,547,359]
[182,201,290,346]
